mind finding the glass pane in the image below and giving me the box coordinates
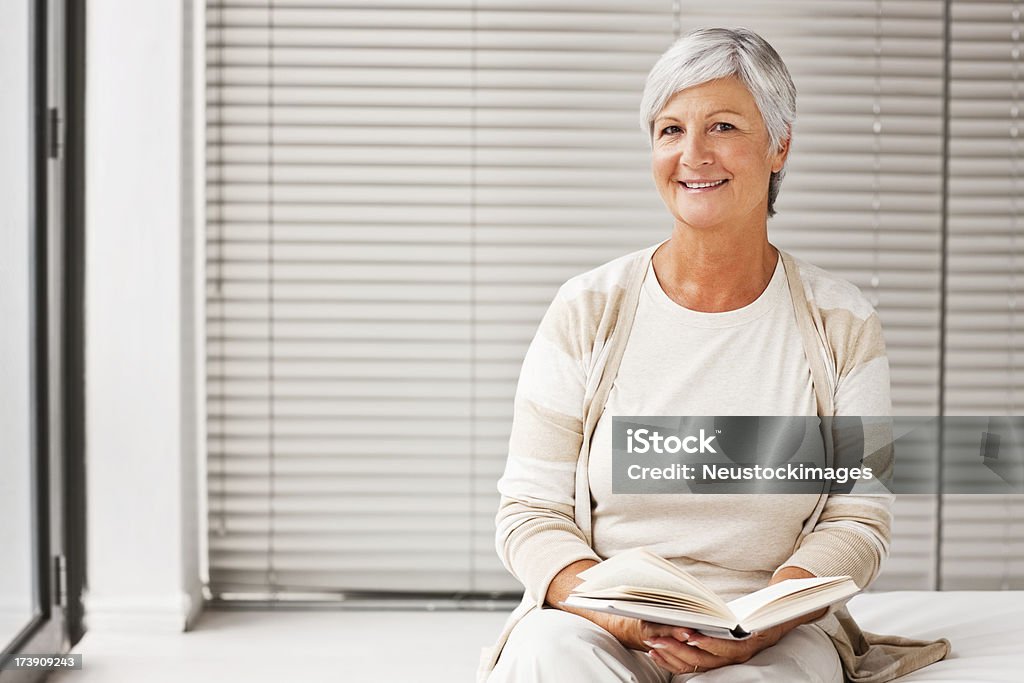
[0,0,41,649]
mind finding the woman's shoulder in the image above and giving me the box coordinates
[784,252,889,382]
[555,243,655,303]
[785,251,878,321]
[535,244,656,358]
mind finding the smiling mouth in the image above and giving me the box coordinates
[677,179,729,190]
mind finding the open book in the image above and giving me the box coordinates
[562,548,859,640]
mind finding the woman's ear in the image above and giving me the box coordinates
[772,128,792,173]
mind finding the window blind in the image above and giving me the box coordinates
[205,0,952,597]
[205,2,479,594]
[941,0,1024,590]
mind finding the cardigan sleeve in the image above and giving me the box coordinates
[494,287,602,607]
[776,305,895,589]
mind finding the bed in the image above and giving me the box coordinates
[846,591,1024,681]
[470,591,1022,681]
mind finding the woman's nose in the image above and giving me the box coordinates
[679,134,713,168]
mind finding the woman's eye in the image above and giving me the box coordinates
[661,125,682,136]
[713,122,735,132]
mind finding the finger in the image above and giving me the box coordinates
[648,645,690,673]
[671,627,694,642]
[648,649,678,674]
[681,633,733,658]
[684,633,761,661]
[645,637,732,670]
[640,622,692,642]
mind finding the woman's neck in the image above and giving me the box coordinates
[651,229,778,313]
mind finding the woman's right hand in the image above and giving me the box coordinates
[546,560,686,652]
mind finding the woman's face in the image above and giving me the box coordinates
[651,76,788,231]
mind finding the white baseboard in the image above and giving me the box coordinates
[83,591,202,634]
[183,584,204,631]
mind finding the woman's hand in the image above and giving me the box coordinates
[641,623,785,674]
[642,567,828,674]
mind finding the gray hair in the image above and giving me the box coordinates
[640,27,796,217]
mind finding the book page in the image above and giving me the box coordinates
[563,596,744,638]
[725,576,848,622]
[740,581,860,633]
[580,586,721,613]
[576,548,730,616]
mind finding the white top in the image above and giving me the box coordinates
[589,255,822,600]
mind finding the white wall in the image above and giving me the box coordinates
[85,0,204,632]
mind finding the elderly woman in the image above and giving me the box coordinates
[479,27,948,683]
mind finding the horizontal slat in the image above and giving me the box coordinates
[201,224,939,249]
[207,7,674,32]
[209,552,470,572]
[206,27,942,49]
[207,569,493,594]
[206,46,663,70]
[205,84,944,110]
[203,65,948,94]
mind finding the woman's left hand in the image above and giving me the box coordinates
[642,623,785,674]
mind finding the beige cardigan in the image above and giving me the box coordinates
[479,244,950,682]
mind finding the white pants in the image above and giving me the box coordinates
[487,609,843,683]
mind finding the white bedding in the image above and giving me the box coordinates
[847,591,1024,682]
